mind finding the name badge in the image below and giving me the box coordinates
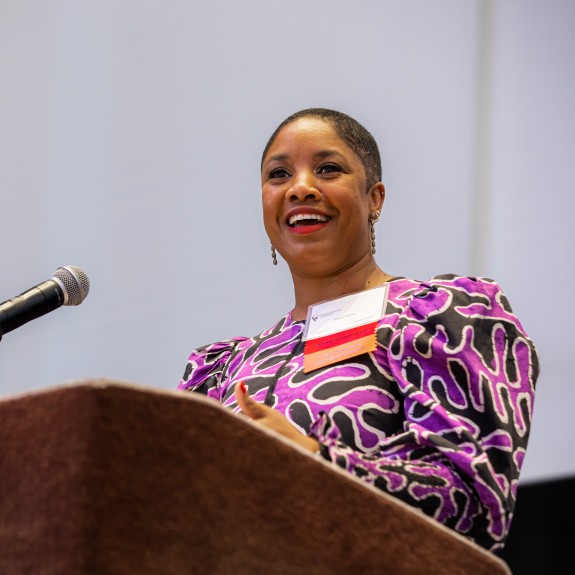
[302,285,389,372]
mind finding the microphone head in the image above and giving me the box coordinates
[52,265,90,306]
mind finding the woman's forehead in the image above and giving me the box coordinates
[263,118,357,162]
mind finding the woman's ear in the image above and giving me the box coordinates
[368,182,385,213]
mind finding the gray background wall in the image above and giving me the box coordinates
[1,0,573,484]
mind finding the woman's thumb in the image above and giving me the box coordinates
[234,381,265,420]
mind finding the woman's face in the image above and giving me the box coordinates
[261,117,383,276]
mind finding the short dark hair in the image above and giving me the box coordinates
[261,108,382,189]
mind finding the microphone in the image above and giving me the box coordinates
[0,265,90,340]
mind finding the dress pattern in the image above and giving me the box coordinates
[178,275,539,552]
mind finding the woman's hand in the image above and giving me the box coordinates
[234,381,320,453]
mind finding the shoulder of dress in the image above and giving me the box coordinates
[383,274,508,318]
[423,274,507,302]
[187,336,250,361]
[385,275,505,307]
[188,313,297,361]
[426,273,499,287]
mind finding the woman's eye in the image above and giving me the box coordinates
[317,163,341,174]
[269,168,290,179]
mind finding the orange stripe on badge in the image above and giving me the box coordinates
[303,321,378,373]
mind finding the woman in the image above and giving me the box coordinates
[178,108,539,553]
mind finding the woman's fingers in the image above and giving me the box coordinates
[233,381,320,453]
[234,381,267,420]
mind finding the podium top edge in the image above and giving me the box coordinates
[0,378,198,405]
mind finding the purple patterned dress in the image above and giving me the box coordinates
[178,275,539,552]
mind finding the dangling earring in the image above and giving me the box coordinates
[370,211,380,255]
[271,245,278,265]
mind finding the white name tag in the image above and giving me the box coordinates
[303,285,389,342]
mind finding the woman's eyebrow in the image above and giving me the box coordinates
[313,149,344,160]
[264,150,343,165]
[264,153,289,164]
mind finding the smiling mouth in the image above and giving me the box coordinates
[287,213,331,227]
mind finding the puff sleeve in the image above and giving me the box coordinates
[309,275,539,551]
[178,337,249,401]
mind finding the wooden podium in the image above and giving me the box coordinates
[0,380,511,574]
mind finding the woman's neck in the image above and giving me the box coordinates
[289,259,392,321]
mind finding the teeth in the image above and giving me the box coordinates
[288,213,329,226]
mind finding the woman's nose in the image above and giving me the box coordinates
[287,172,321,202]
